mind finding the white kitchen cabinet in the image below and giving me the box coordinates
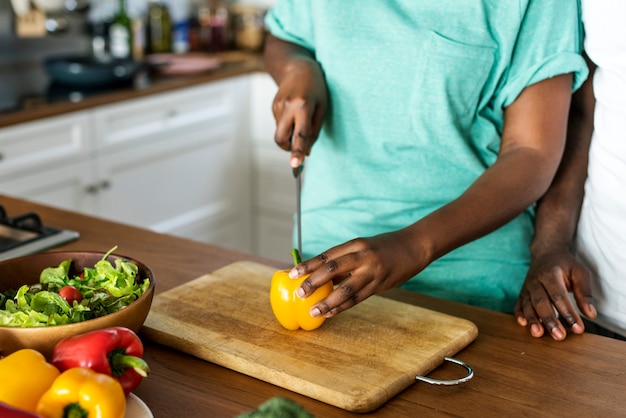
[94,117,250,249]
[0,111,97,213]
[92,76,252,252]
[0,160,98,214]
[249,72,296,264]
[0,111,92,179]
[0,76,252,253]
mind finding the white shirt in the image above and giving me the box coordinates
[576,0,626,336]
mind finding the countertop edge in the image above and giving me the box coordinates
[0,51,266,129]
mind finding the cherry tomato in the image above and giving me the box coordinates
[58,286,83,305]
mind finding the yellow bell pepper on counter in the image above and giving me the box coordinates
[36,367,126,418]
[270,250,334,331]
[0,349,60,413]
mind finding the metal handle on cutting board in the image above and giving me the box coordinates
[415,356,474,385]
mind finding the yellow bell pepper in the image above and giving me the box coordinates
[36,367,126,418]
[270,269,333,331]
[0,349,60,413]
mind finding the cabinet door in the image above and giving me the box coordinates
[254,210,295,266]
[249,72,296,263]
[0,161,98,214]
[93,77,252,252]
[93,79,245,152]
[0,111,95,213]
[0,112,92,181]
[95,123,250,250]
[252,147,295,264]
[249,72,278,146]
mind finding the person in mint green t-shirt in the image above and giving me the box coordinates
[263,1,588,314]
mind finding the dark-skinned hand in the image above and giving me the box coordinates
[514,249,596,341]
[270,59,327,168]
[288,229,427,319]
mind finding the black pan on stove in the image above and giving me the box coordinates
[44,54,142,88]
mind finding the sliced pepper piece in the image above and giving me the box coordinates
[51,326,149,395]
[0,349,60,413]
[36,367,126,418]
[270,269,333,331]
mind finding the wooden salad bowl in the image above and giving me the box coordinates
[0,250,155,359]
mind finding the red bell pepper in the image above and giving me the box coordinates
[50,326,149,395]
[0,402,42,418]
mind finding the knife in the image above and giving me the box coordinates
[292,163,303,259]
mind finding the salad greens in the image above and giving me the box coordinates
[237,397,314,418]
[0,247,150,328]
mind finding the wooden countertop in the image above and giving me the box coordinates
[2,193,625,418]
[0,51,265,129]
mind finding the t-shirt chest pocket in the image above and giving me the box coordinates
[411,31,495,133]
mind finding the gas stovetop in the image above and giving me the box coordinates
[0,206,79,261]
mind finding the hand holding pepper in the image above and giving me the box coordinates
[51,326,149,395]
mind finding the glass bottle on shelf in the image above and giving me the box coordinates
[146,0,172,54]
[109,0,133,60]
[168,0,191,54]
[197,0,231,52]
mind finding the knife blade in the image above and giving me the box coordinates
[292,163,303,258]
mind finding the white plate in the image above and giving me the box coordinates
[126,393,153,418]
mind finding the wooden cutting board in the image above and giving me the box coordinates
[141,261,478,412]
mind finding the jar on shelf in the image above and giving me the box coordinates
[197,0,231,52]
[231,5,266,52]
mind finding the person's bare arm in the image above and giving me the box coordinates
[290,74,575,318]
[515,58,597,340]
[263,34,328,168]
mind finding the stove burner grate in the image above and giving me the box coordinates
[0,205,79,261]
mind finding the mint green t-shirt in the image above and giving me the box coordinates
[265,1,588,312]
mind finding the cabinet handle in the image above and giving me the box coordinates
[85,184,99,194]
[0,153,4,162]
[85,180,111,194]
